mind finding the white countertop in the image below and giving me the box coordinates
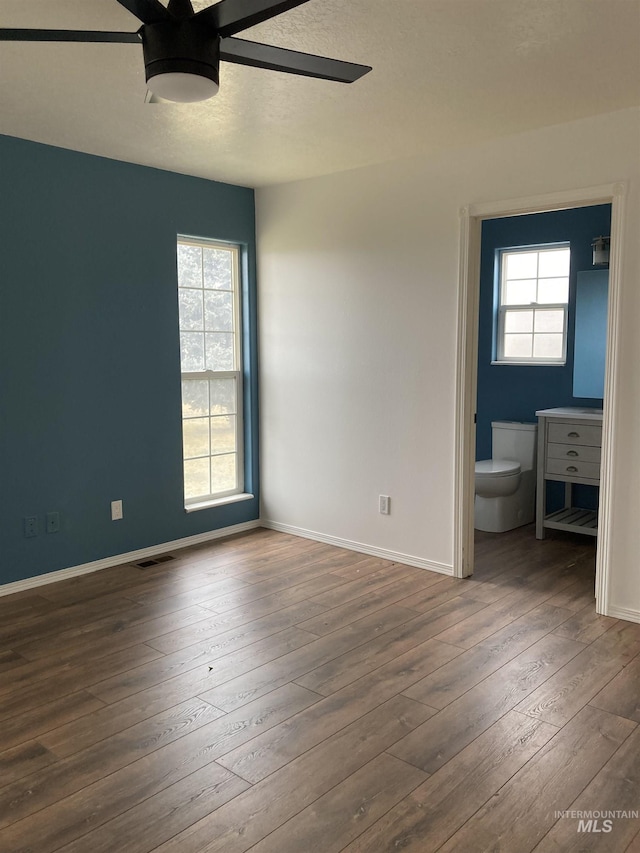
[535,407,603,421]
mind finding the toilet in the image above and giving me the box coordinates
[475,421,537,533]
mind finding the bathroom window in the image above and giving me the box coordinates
[495,245,570,365]
[177,237,244,508]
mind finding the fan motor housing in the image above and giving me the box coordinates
[141,19,220,88]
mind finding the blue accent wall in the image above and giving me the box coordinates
[0,135,259,586]
[476,205,610,513]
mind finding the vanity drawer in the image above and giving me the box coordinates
[547,443,601,464]
[545,458,601,480]
[547,422,602,447]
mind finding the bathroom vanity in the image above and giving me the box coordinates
[535,407,602,539]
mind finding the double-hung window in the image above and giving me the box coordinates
[496,245,570,364]
[177,237,243,508]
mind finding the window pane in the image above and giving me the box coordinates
[504,279,536,305]
[204,290,233,332]
[504,310,533,333]
[211,415,236,454]
[537,277,569,304]
[179,289,204,332]
[503,334,532,358]
[177,245,202,288]
[211,454,237,493]
[180,332,205,372]
[182,380,209,418]
[203,248,233,290]
[205,332,234,371]
[183,417,210,459]
[533,334,564,359]
[184,458,210,500]
[538,248,570,278]
[505,252,537,280]
[210,378,236,414]
[534,309,565,334]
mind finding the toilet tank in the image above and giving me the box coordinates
[492,421,537,470]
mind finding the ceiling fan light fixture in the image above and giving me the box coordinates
[147,70,219,102]
[142,18,220,102]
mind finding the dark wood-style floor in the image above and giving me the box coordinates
[1,526,639,853]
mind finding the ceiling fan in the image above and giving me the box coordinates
[0,0,372,103]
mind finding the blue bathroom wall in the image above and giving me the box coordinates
[0,135,259,586]
[476,204,611,512]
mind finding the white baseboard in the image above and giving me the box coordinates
[0,520,262,598]
[261,519,453,576]
[605,605,640,624]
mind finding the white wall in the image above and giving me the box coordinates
[256,108,640,611]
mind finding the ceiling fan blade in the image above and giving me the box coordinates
[220,37,372,83]
[0,28,141,43]
[195,0,311,38]
[115,0,172,25]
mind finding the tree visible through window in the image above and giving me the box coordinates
[496,245,570,364]
[177,237,243,506]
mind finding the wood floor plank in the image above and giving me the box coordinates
[392,577,471,614]
[55,765,249,853]
[589,656,640,722]
[551,601,619,644]
[404,603,574,710]
[0,698,223,830]
[217,637,457,782]
[433,577,576,649]
[437,706,636,853]
[516,622,640,727]
[0,643,164,723]
[0,691,107,752]
[0,606,214,690]
[245,753,427,853]
[389,633,585,773]
[150,694,433,853]
[329,556,401,579]
[533,726,640,851]
[198,604,418,712]
[143,597,326,656]
[1,684,316,853]
[0,740,58,786]
[297,576,435,636]
[88,611,320,704]
[307,563,435,609]
[14,601,214,661]
[341,711,558,853]
[0,649,28,673]
[201,570,350,614]
[295,596,487,696]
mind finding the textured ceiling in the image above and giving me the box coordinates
[1,0,639,187]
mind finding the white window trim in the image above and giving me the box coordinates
[178,237,245,510]
[494,245,570,366]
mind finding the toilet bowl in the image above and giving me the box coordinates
[475,459,521,498]
[475,422,537,533]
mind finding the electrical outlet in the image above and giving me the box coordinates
[379,495,391,515]
[111,500,123,521]
[24,516,38,538]
[46,512,60,534]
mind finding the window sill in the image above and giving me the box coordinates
[185,493,255,513]
[491,361,566,367]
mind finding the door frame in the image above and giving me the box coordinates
[453,182,627,616]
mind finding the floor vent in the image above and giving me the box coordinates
[134,554,176,569]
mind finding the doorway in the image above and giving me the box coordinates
[454,184,626,617]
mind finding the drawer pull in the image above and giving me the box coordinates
[566,450,579,457]
[567,431,580,438]
[566,465,578,472]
